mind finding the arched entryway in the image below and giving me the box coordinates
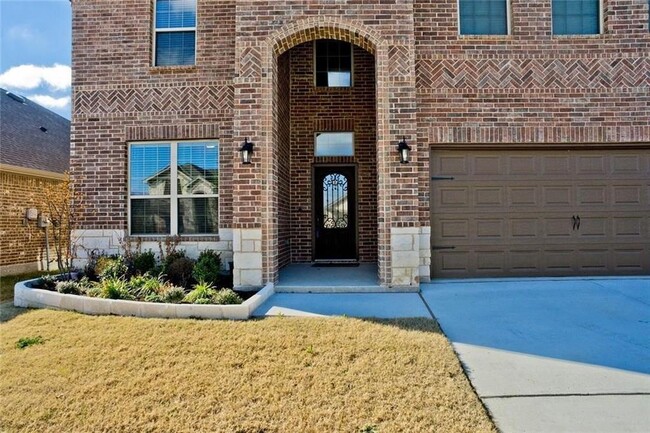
[232,17,420,290]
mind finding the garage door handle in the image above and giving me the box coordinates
[431,176,455,181]
[576,215,581,230]
[572,215,577,230]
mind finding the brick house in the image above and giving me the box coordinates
[1,89,70,275]
[70,0,650,290]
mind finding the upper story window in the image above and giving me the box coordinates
[459,0,509,35]
[129,141,219,235]
[552,0,601,35]
[315,40,353,87]
[154,0,196,66]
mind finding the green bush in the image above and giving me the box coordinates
[162,285,185,304]
[97,256,129,280]
[166,256,195,289]
[127,274,165,300]
[39,275,57,291]
[162,250,187,272]
[56,280,82,295]
[212,288,244,305]
[132,250,157,275]
[94,278,133,300]
[192,250,222,286]
[183,281,216,304]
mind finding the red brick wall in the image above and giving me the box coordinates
[414,0,650,224]
[0,172,58,270]
[70,0,650,282]
[71,0,236,232]
[288,42,377,263]
[277,52,292,269]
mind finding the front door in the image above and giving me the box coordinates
[313,166,357,262]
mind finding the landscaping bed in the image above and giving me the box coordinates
[0,308,496,433]
[13,248,273,320]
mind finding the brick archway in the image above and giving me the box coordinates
[270,17,382,56]
[232,16,419,289]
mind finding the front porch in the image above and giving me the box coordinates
[275,263,383,292]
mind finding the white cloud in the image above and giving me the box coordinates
[8,25,38,42]
[28,94,71,109]
[0,64,71,91]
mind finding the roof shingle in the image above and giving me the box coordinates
[0,88,70,174]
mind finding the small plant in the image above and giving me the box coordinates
[56,280,82,295]
[212,288,244,305]
[183,281,216,304]
[360,425,378,433]
[166,256,195,288]
[16,336,44,349]
[131,250,156,275]
[162,285,185,304]
[127,274,165,300]
[192,249,222,286]
[98,256,129,280]
[94,278,133,300]
[144,293,164,303]
[39,275,57,291]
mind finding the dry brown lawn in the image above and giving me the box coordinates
[0,307,495,433]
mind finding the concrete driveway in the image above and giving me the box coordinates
[421,277,650,433]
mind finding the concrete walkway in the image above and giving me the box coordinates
[422,277,650,433]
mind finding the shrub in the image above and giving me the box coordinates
[166,256,195,289]
[144,293,164,303]
[39,275,57,291]
[162,285,185,304]
[192,250,222,286]
[162,250,186,272]
[56,280,82,295]
[212,288,244,305]
[98,256,129,280]
[131,250,156,275]
[127,274,165,300]
[94,278,133,300]
[183,281,216,304]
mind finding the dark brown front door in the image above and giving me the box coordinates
[314,166,357,261]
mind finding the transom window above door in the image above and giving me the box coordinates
[315,40,353,87]
[315,132,354,157]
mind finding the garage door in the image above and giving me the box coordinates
[430,148,650,278]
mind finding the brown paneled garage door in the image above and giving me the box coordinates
[430,148,650,278]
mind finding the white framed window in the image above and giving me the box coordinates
[552,0,602,35]
[315,132,354,157]
[314,40,353,87]
[129,141,219,236]
[458,0,511,35]
[153,0,197,66]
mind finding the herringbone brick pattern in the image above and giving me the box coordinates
[416,57,649,89]
[74,86,234,115]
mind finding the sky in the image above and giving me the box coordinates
[0,0,72,119]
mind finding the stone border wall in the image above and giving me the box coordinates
[14,278,274,320]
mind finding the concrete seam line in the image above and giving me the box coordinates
[482,392,650,399]
[417,291,436,320]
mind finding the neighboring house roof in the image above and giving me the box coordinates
[0,88,70,174]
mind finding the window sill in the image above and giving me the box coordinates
[458,34,511,39]
[551,33,604,39]
[127,235,222,243]
[149,66,198,75]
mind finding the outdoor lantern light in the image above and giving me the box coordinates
[397,137,411,164]
[240,137,254,165]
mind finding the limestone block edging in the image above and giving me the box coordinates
[14,278,274,320]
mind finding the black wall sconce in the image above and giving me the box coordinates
[397,137,411,164]
[240,137,254,164]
